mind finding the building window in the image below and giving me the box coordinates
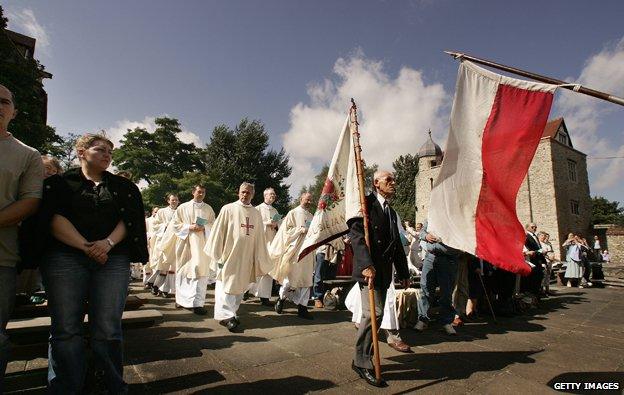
[558,131,569,145]
[570,200,580,215]
[567,159,577,182]
[430,160,436,167]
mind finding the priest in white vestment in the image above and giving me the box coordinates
[247,187,280,305]
[146,194,179,293]
[205,182,271,331]
[270,192,314,319]
[141,207,160,283]
[170,185,216,315]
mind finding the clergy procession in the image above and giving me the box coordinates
[3,2,624,393]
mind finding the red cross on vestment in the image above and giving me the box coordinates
[241,217,254,235]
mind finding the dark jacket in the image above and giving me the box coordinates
[18,168,148,268]
[348,193,409,289]
[524,232,545,266]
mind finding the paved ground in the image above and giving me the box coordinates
[6,282,624,394]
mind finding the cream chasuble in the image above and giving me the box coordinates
[269,206,314,288]
[170,200,215,279]
[148,206,176,271]
[204,200,271,295]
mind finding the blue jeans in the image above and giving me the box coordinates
[41,252,130,394]
[313,253,326,300]
[417,253,457,325]
[0,265,16,392]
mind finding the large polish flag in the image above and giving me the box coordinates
[428,61,556,275]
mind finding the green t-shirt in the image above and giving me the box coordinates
[0,133,43,267]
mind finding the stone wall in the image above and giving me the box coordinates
[415,156,441,224]
[606,227,624,265]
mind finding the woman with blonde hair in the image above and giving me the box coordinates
[39,133,147,393]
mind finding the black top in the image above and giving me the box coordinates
[52,168,129,255]
[18,168,149,269]
[524,232,546,266]
[348,193,409,290]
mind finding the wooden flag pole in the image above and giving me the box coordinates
[445,50,624,107]
[349,98,382,382]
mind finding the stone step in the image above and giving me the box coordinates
[7,309,163,336]
[11,295,145,319]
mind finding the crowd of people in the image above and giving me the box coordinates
[0,82,608,391]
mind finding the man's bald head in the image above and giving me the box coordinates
[373,170,396,199]
[300,192,313,209]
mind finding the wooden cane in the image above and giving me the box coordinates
[368,276,382,381]
[478,273,497,324]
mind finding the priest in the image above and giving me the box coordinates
[146,194,179,294]
[270,192,314,319]
[247,187,280,305]
[170,185,216,315]
[205,182,271,331]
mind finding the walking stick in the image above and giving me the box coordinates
[478,273,497,324]
[350,98,382,382]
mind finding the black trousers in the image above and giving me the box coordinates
[353,284,387,369]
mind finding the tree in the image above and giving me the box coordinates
[49,133,79,170]
[392,154,419,223]
[591,196,624,226]
[1,8,61,152]
[112,117,205,184]
[204,118,291,213]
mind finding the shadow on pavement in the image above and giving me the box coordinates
[194,375,336,394]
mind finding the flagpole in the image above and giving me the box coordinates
[349,98,382,382]
[444,50,624,107]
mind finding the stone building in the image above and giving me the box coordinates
[415,118,592,260]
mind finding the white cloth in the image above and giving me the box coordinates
[278,277,310,306]
[154,270,176,294]
[205,200,271,295]
[171,200,216,279]
[248,274,273,298]
[269,206,314,288]
[345,282,399,330]
[214,279,244,320]
[149,206,176,272]
[175,274,209,308]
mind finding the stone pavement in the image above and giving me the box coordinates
[5,283,624,394]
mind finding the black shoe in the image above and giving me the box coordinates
[160,291,170,298]
[193,307,208,315]
[219,317,239,332]
[175,303,182,308]
[297,305,313,320]
[151,287,159,296]
[351,361,387,387]
[260,297,272,306]
[243,291,250,301]
[275,298,284,314]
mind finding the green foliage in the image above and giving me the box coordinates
[591,196,624,226]
[392,154,419,223]
[47,133,79,170]
[112,117,205,184]
[204,118,291,213]
[141,172,231,215]
[0,9,60,152]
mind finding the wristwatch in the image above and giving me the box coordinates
[106,238,115,248]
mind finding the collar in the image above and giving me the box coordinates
[373,191,388,208]
[236,200,253,208]
[0,131,13,141]
[64,167,111,191]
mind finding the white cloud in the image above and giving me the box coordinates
[6,8,50,53]
[556,37,624,192]
[104,115,203,148]
[282,50,450,194]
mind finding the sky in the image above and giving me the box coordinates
[4,0,624,203]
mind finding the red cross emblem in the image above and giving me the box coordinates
[241,217,254,235]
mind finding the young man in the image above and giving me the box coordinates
[170,186,215,314]
[0,84,44,388]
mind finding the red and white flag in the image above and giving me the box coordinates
[298,114,361,260]
[428,61,556,275]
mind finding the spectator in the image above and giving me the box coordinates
[593,235,602,260]
[579,236,592,287]
[0,84,44,389]
[562,233,583,287]
[601,250,610,264]
[538,232,555,295]
[39,133,147,393]
[42,155,63,178]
